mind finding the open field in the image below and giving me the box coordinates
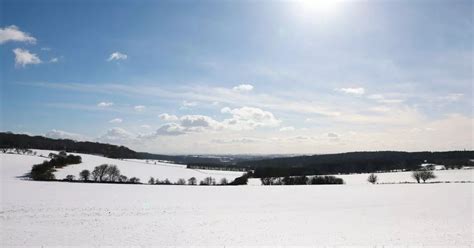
[31,150,245,183]
[1,152,473,246]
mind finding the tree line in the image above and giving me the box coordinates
[30,151,82,180]
[64,164,250,186]
[261,175,344,185]
[239,151,474,177]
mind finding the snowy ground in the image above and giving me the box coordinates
[1,152,473,246]
[33,150,245,183]
[334,169,473,185]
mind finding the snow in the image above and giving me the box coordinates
[334,169,473,185]
[1,152,473,246]
[31,150,244,183]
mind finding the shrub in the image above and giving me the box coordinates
[30,161,56,180]
[65,175,75,181]
[128,177,140,183]
[420,170,436,183]
[309,175,344,185]
[367,173,378,184]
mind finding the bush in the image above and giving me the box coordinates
[367,173,378,184]
[64,175,75,181]
[30,161,56,180]
[128,177,140,183]
[309,175,344,185]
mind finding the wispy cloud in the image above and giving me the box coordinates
[232,84,254,93]
[107,52,127,62]
[336,87,365,96]
[134,105,145,112]
[109,118,123,123]
[97,101,114,107]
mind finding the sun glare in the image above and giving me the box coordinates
[295,0,342,17]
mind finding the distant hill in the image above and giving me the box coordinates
[0,132,262,164]
[2,132,472,175]
[237,151,474,177]
[0,132,137,158]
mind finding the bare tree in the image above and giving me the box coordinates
[367,173,378,184]
[188,177,197,185]
[412,171,422,183]
[79,169,90,181]
[176,178,186,185]
[92,164,109,182]
[202,177,215,185]
[420,170,436,183]
[105,165,120,182]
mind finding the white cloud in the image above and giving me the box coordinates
[0,25,36,44]
[221,106,280,130]
[45,129,85,141]
[336,87,365,96]
[180,115,222,131]
[107,51,127,62]
[109,118,123,123]
[97,102,113,107]
[140,124,151,129]
[49,57,59,63]
[159,113,179,121]
[232,84,254,92]
[280,126,295,132]
[134,105,146,112]
[98,127,134,143]
[13,48,41,67]
[155,123,186,136]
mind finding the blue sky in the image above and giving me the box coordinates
[1,0,472,154]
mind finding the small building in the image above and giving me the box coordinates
[420,163,446,170]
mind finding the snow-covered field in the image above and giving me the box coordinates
[33,150,244,183]
[1,151,473,246]
[334,169,473,185]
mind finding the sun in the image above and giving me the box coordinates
[295,0,342,17]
